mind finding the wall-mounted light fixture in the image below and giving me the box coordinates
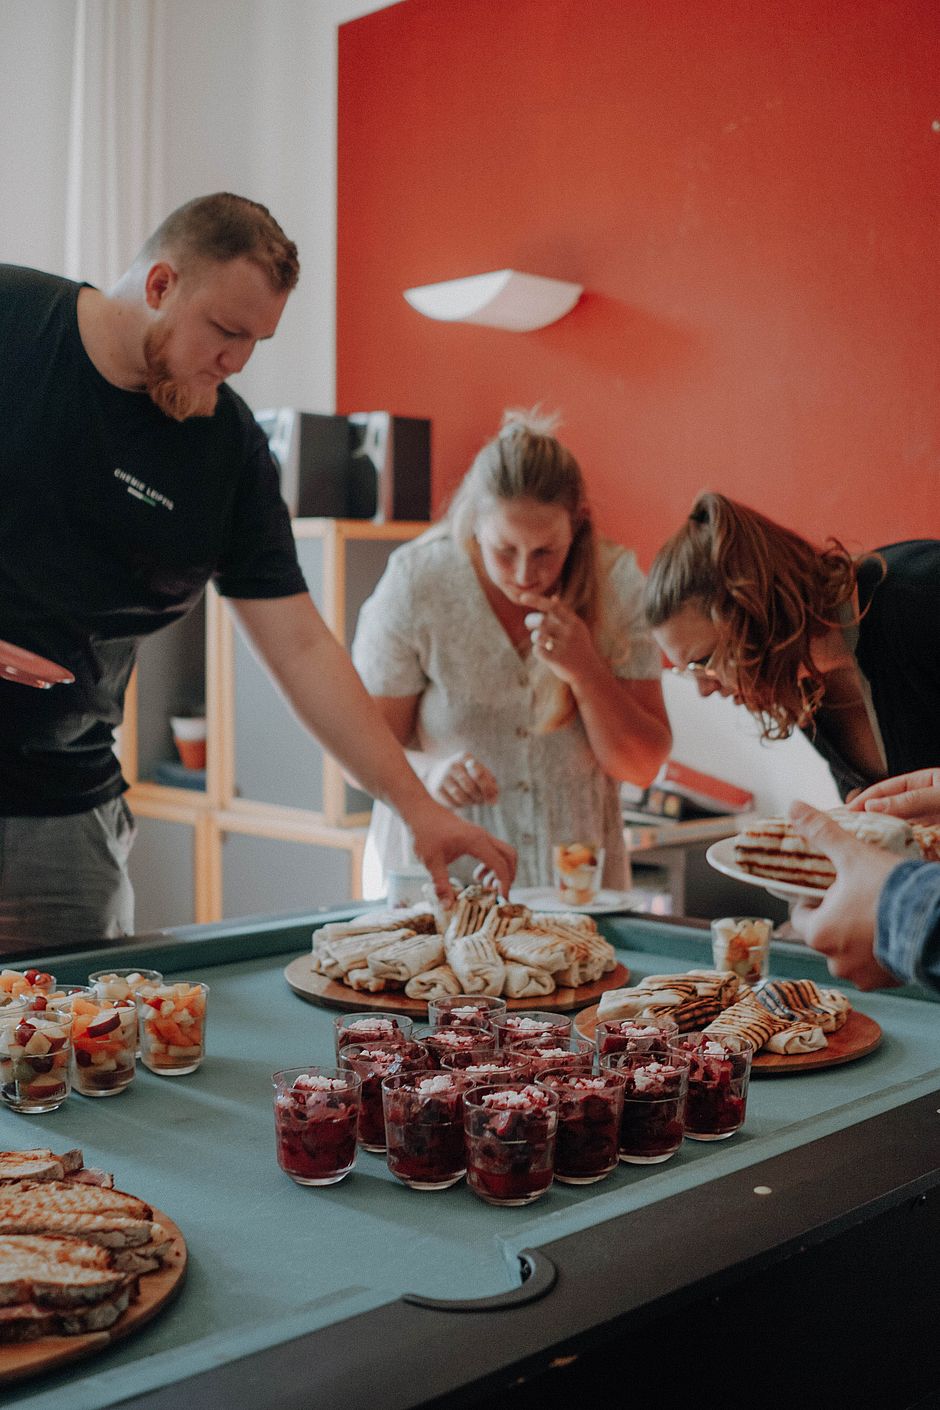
[403,269,583,332]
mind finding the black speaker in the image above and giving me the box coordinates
[347,413,431,522]
[255,409,431,522]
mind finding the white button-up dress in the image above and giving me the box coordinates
[352,531,660,894]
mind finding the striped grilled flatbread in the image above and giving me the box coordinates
[502,963,557,1000]
[366,933,445,982]
[734,809,921,890]
[443,886,499,944]
[753,978,851,1033]
[344,968,388,993]
[479,903,532,942]
[762,1022,828,1055]
[531,912,598,934]
[495,930,572,974]
[446,933,505,996]
[404,964,463,1002]
[703,995,790,1051]
[314,928,416,979]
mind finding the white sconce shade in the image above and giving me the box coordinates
[403,269,583,332]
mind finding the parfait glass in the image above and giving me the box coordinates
[333,1011,414,1062]
[595,1016,679,1065]
[273,1067,362,1186]
[538,1068,626,1184]
[493,1012,572,1052]
[613,1049,690,1164]
[676,1033,753,1141]
[464,1082,559,1207]
[417,1024,497,1069]
[508,1035,594,1082]
[339,1039,430,1151]
[382,1071,470,1189]
[427,994,506,1031]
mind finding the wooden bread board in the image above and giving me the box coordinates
[0,1210,187,1386]
[284,955,630,1016]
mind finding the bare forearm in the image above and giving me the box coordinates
[571,664,671,786]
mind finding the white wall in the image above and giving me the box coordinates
[0,0,396,413]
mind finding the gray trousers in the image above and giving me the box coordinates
[0,797,137,954]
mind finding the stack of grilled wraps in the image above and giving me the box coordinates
[733,807,938,890]
[0,1148,173,1342]
[311,886,619,1002]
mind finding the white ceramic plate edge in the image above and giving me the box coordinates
[705,837,827,903]
[509,886,639,915]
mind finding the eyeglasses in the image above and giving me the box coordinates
[669,651,721,680]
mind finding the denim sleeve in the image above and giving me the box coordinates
[875,861,940,996]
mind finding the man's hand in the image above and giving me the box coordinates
[788,801,902,990]
[846,769,940,827]
[407,799,516,904]
[426,751,500,809]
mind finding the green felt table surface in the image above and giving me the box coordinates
[4,910,939,1409]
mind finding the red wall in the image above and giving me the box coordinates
[337,0,939,564]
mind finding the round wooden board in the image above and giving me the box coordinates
[0,1210,187,1386]
[284,954,630,1016]
[574,1005,882,1074]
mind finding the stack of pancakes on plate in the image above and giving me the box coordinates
[733,807,928,889]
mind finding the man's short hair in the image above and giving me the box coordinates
[141,193,299,293]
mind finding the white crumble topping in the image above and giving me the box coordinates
[632,1062,680,1094]
[416,1074,458,1095]
[346,1018,396,1033]
[481,1085,552,1111]
[293,1074,347,1093]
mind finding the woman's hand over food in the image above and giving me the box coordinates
[846,769,940,827]
[519,591,596,683]
[427,751,500,808]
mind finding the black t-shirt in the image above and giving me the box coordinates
[806,539,940,799]
[0,264,307,815]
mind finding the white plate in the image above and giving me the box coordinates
[705,837,827,903]
[509,886,639,915]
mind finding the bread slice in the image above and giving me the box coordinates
[0,1149,84,1186]
[0,1212,156,1249]
[0,1235,134,1310]
[0,1182,152,1221]
[0,1284,136,1341]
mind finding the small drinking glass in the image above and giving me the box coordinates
[464,1082,559,1207]
[0,1006,72,1112]
[0,968,57,1008]
[710,917,773,986]
[340,1039,430,1151]
[333,1011,414,1061]
[676,1033,753,1141]
[595,1016,679,1064]
[273,1067,362,1186]
[538,1069,626,1184]
[440,1054,521,1085]
[613,1050,690,1164]
[508,1035,594,1081]
[382,1071,470,1190]
[552,843,605,906]
[66,993,138,1097]
[427,994,507,1030]
[417,1025,497,1069]
[493,1012,573,1051]
[137,981,208,1076]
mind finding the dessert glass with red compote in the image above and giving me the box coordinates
[439,1055,521,1086]
[382,1071,470,1189]
[273,1067,361,1186]
[333,1012,413,1061]
[676,1033,752,1140]
[507,1036,594,1081]
[595,1016,679,1064]
[339,1040,430,1150]
[493,1012,572,1052]
[614,1051,690,1164]
[427,995,506,1031]
[464,1082,559,1206]
[417,1025,497,1069]
[537,1069,626,1184]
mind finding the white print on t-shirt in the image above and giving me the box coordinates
[113,467,174,512]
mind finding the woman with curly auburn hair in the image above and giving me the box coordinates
[352,409,672,894]
[644,492,940,800]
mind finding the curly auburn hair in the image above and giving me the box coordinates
[644,492,881,740]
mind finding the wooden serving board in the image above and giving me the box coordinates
[573,1005,882,1075]
[0,1210,187,1386]
[284,955,630,1016]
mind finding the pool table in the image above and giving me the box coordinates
[3,909,939,1410]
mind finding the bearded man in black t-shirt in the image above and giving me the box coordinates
[0,193,515,951]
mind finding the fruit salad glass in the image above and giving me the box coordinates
[464,1082,559,1206]
[382,1071,470,1189]
[137,981,208,1076]
[0,1007,72,1112]
[68,994,137,1097]
[273,1067,362,1186]
[552,843,605,906]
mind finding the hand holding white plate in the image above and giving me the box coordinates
[705,837,827,903]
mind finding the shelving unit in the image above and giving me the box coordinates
[121,518,426,930]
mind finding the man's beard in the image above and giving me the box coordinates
[143,327,219,421]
